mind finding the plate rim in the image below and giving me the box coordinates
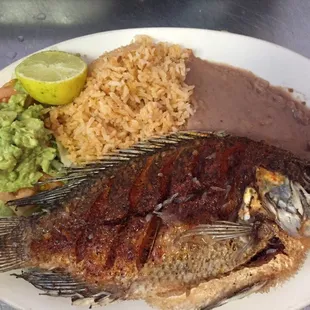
[0,26,310,310]
[1,27,310,75]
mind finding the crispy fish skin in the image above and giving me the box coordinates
[148,229,306,310]
[1,131,310,309]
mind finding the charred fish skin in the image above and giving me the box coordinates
[0,131,310,309]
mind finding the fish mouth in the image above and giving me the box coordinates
[244,237,285,268]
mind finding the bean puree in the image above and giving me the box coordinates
[186,56,310,160]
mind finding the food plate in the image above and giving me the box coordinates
[0,27,310,310]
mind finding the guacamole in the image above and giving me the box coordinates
[0,81,62,194]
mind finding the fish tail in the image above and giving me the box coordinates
[0,217,30,272]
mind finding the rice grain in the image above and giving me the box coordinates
[48,35,195,163]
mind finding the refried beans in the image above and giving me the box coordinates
[185,56,310,160]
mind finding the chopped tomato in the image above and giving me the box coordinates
[0,80,17,102]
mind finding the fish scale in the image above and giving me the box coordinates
[0,131,310,310]
[128,234,272,299]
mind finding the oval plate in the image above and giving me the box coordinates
[0,28,310,310]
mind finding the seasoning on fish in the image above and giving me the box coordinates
[1,131,310,310]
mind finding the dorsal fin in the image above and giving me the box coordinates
[6,131,218,209]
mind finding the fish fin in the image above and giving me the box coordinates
[6,131,213,208]
[5,179,86,208]
[0,217,29,272]
[200,281,267,310]
[232,236,255,263]
[177,221,254,243]
[12,268,116,307]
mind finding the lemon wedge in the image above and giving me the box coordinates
[15,51,87,105]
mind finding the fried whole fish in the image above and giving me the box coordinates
[1,131,310,310]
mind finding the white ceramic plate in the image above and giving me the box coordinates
[0,28,310,310]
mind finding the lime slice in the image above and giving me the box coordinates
[15,51,87,105]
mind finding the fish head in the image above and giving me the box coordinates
[256,167,310,238]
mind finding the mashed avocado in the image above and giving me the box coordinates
[0,81,62,194]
